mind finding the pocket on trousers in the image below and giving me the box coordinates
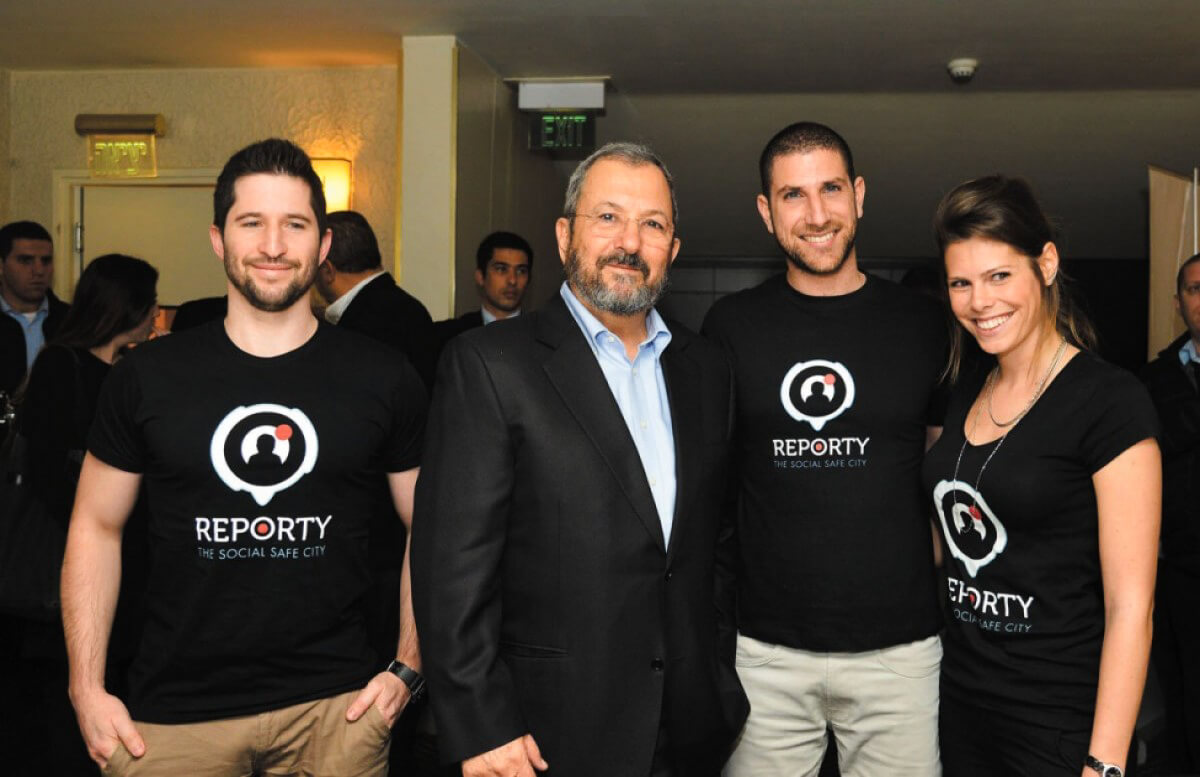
[734,633,781,668]
[874,635,943,679]
[100,743,130,776]
[364,702,394,742]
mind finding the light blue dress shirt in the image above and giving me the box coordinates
[560,283,678,544]
[1179,338,1199,367]
[0,294,50,372]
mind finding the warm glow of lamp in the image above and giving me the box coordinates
[311,158,353,211]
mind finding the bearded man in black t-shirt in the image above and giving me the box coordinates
[61,139,427,777]
[703,122,946,777]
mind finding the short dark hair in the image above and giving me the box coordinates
[326,211,381,273]
[564,142,679,229]
[0,221,52,261]
[51,254,158,350]
[213,139,326,236]
[1177,252,1200,293]
[759,122,856,196]
[476,231,533,274]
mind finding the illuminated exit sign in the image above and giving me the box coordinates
[87,134,157,178]
[529,114,595,152]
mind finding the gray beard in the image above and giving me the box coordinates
[566,248,669,316]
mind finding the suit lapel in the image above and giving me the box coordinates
[538,297,667,554]
[661,332,701,559]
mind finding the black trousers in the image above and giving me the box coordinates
[940,695,1091,777]
[1153,560,1200,772]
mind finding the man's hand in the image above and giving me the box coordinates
[462,734,548,777]
[345,671,411,727]
[71,688,144,768]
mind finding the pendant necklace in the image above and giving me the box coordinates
[951,338,1067,521]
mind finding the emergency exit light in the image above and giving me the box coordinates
[529,114,595,152]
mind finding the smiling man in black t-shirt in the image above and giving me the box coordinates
[61,139,426,777]
[703,122,946,777]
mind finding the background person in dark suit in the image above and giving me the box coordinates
[316,210,436,387]
[433,230,532,353]
[412,142,748,777]
[0,220,69,396]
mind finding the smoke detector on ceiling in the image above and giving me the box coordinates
[947,58,979,84]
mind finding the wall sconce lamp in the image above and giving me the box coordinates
[311,158,353,212]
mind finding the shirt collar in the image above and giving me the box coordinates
[480,307,521,326]
[1180,338,1200,366]
[324,270,385,324]
[559,282,671,356]
[0,292,49,320]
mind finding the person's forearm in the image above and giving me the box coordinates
[62,515,123,698]
[1086,601,1153,769]
[394,534,420,669]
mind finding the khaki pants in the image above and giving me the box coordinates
[102,689,391,777]
[724,634,941,777]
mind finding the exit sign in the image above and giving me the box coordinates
[530,114,595,152]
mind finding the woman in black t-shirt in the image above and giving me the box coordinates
[924,177,1159,777]
[12,253,158,776]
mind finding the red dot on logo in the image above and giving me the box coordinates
[813,442,824,453]
[255,523,270,535]
[969,505,982,520]
[275,424,293,441]
[969,593,977,603]
[823,373,836,385]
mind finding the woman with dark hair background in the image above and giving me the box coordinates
[923,176,1159,777]
[12,253,157,776]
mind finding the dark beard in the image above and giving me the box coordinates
[225,258,316,313]
[566,248,668,316]
[783,231,856,276]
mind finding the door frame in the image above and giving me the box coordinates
[51,168,221,300]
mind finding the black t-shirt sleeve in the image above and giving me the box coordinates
[87,355,147,473]
[381,362,427,473]
[1079,367,1159,474]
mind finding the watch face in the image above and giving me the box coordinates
[1102,768,1123,777]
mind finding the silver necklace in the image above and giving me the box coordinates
[951,338,1067,520]
[986,338,1067,427]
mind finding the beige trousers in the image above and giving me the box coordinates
[724,633,942,777]
[101,689,391,777]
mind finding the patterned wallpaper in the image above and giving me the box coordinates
[7,65,397,263]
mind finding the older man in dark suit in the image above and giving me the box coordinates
[315,210,436,388]
[413,143,748,777]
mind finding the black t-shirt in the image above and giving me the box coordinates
[702,273,948,651]
[88,320,426,723]
[922,352,1157,730]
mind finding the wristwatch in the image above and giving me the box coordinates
[385,660,426,701]
[1084,755,1123,777]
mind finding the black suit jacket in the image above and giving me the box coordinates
[1,291,69,395]
[432,310,484,371]
[1142,333,1200,567]
[412,295,748,776]
[338,272,437,389]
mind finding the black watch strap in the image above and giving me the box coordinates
[385,660,426,700]
[1085,755,1123,777]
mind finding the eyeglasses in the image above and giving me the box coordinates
[571,211,675,247]
[1182,283,1200,297]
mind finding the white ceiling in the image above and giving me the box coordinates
[5,0,1200,93]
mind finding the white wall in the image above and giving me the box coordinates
[454,45,563,316]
